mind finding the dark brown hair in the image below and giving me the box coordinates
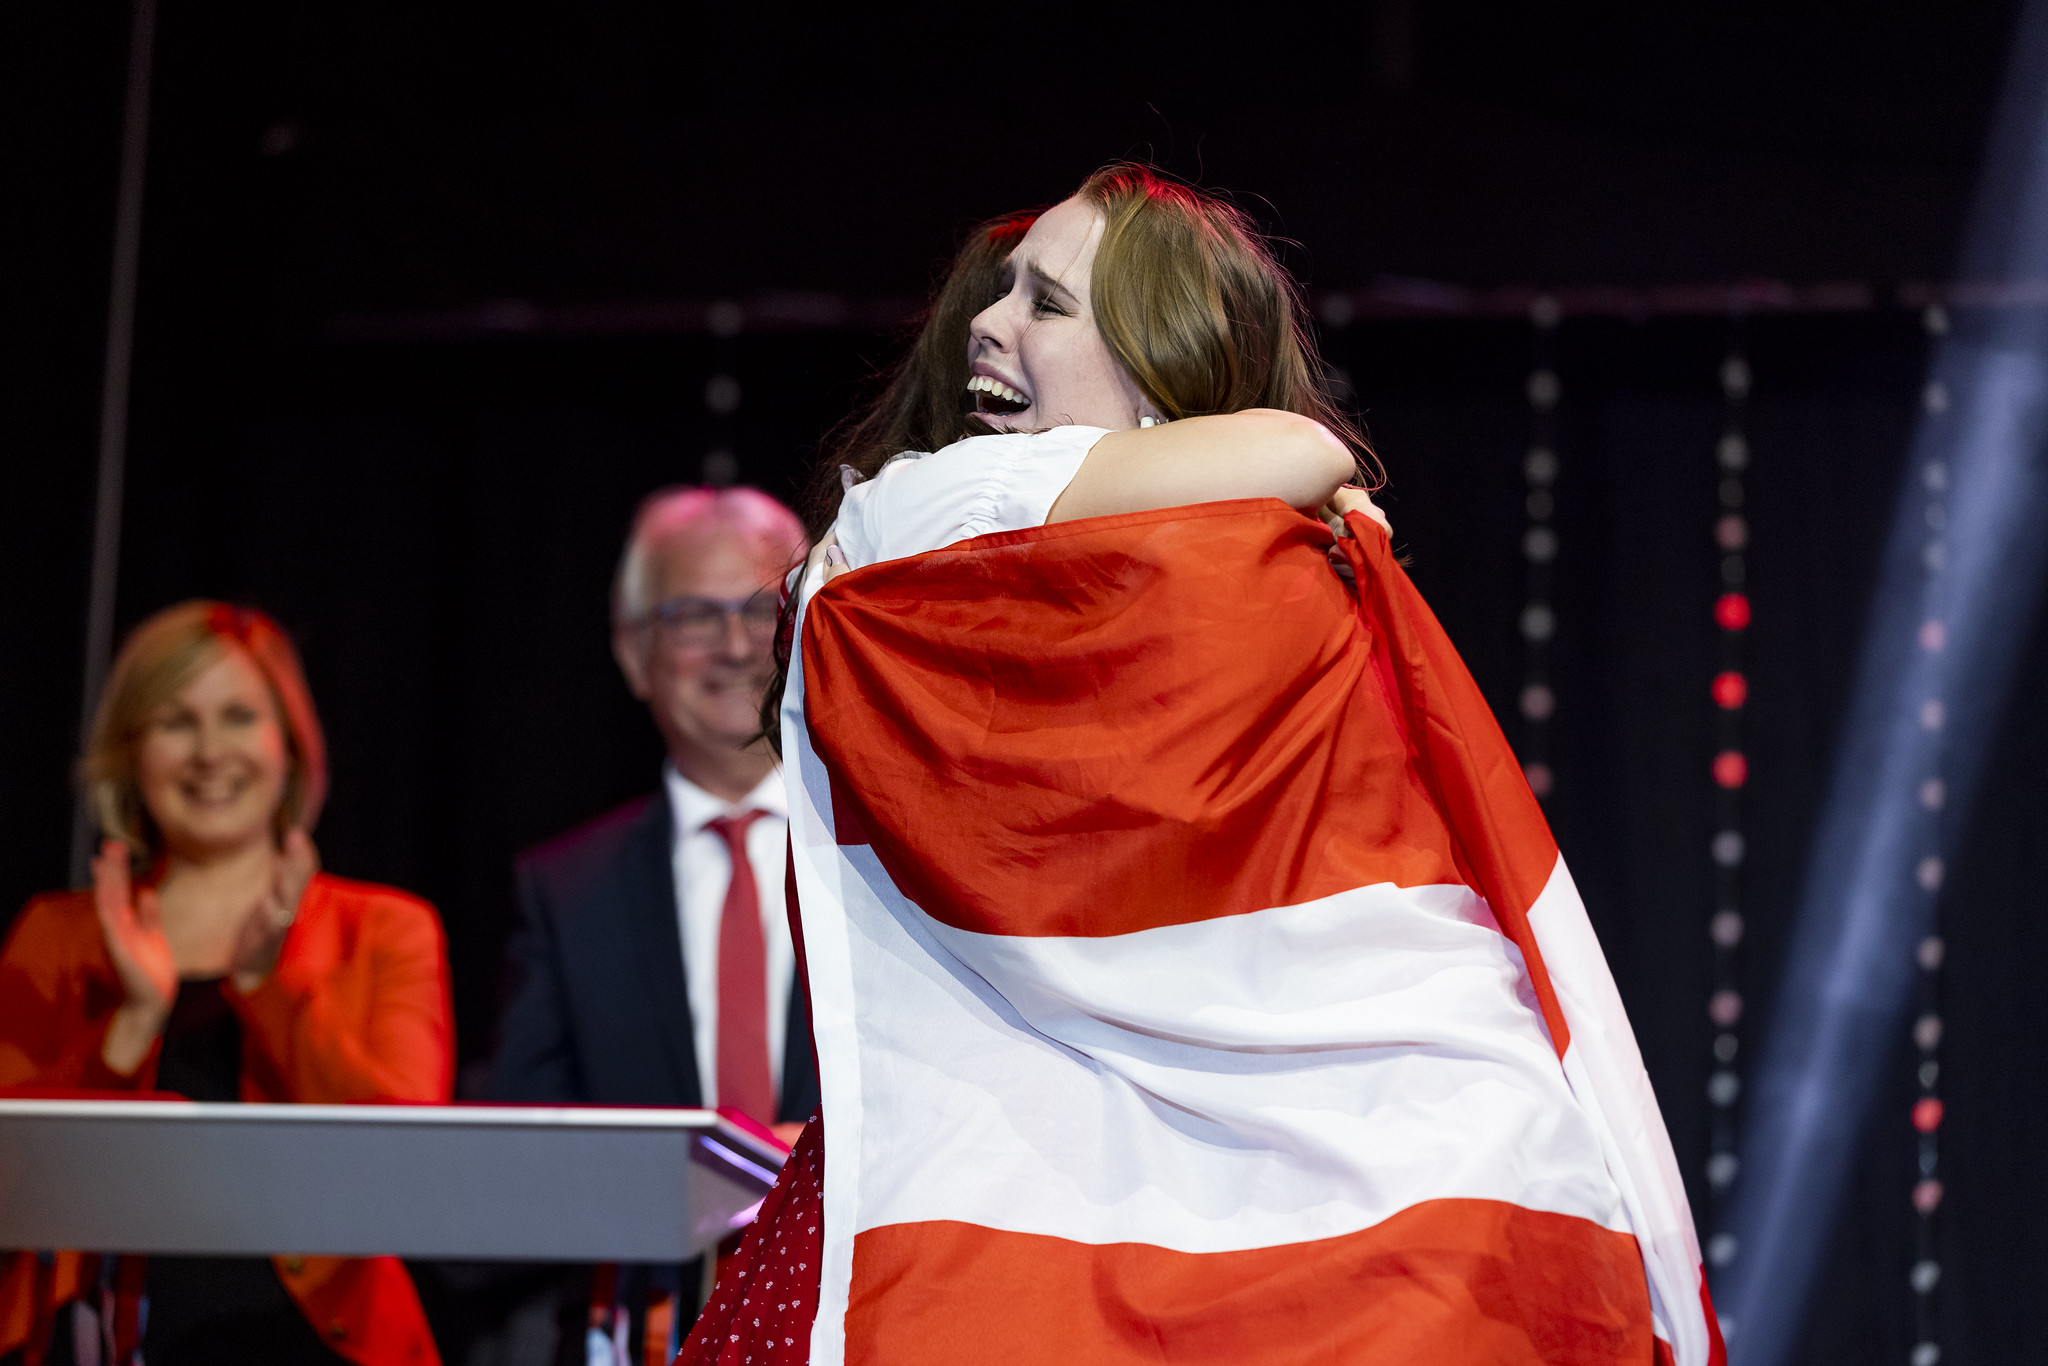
[794,210,1039,542]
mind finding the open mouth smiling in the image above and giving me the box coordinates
[964,374,1031,416]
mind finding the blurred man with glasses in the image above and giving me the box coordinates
[484,486,816,1356]
[489,483,818,1134]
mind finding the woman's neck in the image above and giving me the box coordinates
[156,836,279,976]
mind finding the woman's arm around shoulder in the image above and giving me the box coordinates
[1047,409,1356,524]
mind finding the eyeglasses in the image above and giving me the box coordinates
[638,590,781,649]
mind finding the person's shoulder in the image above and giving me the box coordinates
[303,872,441,931]
[516,793,665,889]
[3,888,99,960]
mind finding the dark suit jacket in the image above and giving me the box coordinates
[488,786,819,1121]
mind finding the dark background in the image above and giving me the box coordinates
[4,4,2044,1363]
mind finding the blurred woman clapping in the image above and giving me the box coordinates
[0,602,450,1366]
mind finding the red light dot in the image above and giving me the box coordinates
[1913,1179,1944,1214]
[1912,1097,1945,1133]
[1715,593,1752,631]
[1713,751,1748,789]
[1712,671,1748,709]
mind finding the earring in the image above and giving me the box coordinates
[1138,415,1163,428]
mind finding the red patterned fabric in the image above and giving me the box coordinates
[675,1114,824,1366]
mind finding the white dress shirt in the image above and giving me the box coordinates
[663,763,793,1109]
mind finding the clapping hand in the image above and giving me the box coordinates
[230,828,317,992]
[92,839,178,1073]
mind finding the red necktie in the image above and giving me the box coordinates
[707,811,774,1124]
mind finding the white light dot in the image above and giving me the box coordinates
[1923,304,1950,335]
[1708,1233,1738,1267]
[1713,1032,1739,1062]
[1910,1259,1942,1295]
[1918,856,1945,892]
[1918,935,1946,970]
[702,450,739,486]
[1707,1152,1739,1189]
[1523,526,1559,564]
[1911,1342,1942,1366]
[1709,990,1743,1027]
[707,300,746,337]
[1923,461,1948,491]
[1710,910,1744,947]
[1530,294,1562,330]
[1520,683,1555,720]
[1914,1013,1944,1052]
[1919,620,1947,652]
[1519,603,1556,642]
[1712,830,1746,868]
[1526,369,1561,411]
[1716,515,1748,551]
[1717,433,1750,472]
[1720,356,1753,401]
[705,374,743,414]
[1919,1059,1940,1089]
[1920,699,1946,731]
[1524,446,1559,487]
[1923,380,1950,414]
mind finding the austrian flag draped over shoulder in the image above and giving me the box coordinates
[781,499,1723,1366]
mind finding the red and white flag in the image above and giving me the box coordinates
[783,500,1722,1366]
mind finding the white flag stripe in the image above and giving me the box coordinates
[832,852,1630,1251]
[1529,857,1710,1366]
[784,622,858,1366]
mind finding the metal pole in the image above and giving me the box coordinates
[68,0,159,887]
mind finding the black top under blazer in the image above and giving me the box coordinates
[487,784,820,1122]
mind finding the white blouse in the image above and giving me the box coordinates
[833,425,1110,568]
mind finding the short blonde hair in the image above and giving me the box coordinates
[82,602,328,867]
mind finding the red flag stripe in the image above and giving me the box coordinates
[847,1199,1653,1366]
[806,502,1483,939]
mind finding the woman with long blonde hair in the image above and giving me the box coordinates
[0,602,451,1366]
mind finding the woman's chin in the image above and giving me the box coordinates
[156,808,277,860]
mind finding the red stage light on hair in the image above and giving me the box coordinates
[1715,593,1752,631]
[1912,1097,1945,1133]
[1712,671,1748,709]
[1713,751,1749,788]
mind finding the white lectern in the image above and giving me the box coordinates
[0,1099,783,1262]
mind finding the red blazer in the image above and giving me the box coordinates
[0,873,453,1365]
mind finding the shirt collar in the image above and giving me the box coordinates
[663,761,788,841]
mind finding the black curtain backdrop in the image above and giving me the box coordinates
[6,3,2046,1363]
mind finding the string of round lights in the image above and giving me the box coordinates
[703,299,746,486]
[1518,296,1563,800]
[1704,329,1753,1293]
[1906,302,1952,1366]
